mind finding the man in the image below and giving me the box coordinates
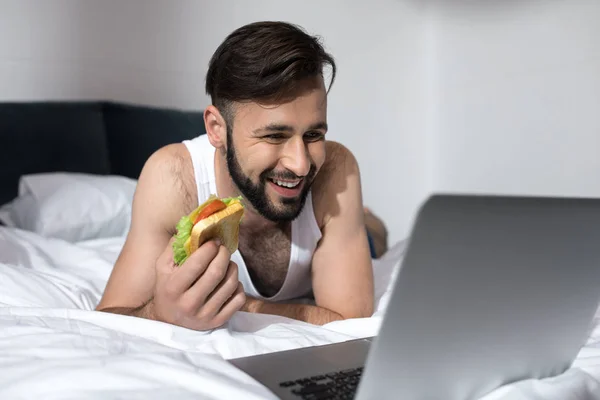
[96,21,374,331]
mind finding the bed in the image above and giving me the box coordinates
[1,100,600,399]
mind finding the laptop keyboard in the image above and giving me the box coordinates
[278,366,363,399]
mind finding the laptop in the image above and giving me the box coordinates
[229,194,600,400]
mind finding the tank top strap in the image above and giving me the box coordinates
[182,135,217,199]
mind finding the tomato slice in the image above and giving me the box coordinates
[194,199,226,224]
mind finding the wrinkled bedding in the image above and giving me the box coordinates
[1,226,600,399]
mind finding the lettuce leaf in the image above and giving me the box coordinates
[222,195,243,206]
[172,215,193,266]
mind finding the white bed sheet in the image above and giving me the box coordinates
[1,226,600,400]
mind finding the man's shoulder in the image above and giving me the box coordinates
[145,143,190,169]
[324,140,357,171]
[137,143,198,217]
[314,140,359,190]
[312,140,360,225]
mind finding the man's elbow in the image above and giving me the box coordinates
[350,307,374,320]
[338,303,374,320]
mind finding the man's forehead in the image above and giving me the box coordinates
[233,88,327,128]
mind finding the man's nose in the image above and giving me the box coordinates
[281,138,311,177]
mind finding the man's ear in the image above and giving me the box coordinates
[204,105,227,149]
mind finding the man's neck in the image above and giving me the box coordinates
[213,148,283,233]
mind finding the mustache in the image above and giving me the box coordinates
[262,166,317,182]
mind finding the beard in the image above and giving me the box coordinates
[225,128,316,222]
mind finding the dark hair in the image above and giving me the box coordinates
[205,21,336,123]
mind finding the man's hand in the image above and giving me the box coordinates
[241,296,344,325]
[101,238,247,331]
[150,239,247,331]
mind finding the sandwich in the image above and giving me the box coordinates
[172,194,244,266]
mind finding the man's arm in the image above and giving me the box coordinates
[95,144,194,317]
[98,298,157,319]
[242,297,344,325]
[241,142,374,325]
[309,142,374,320]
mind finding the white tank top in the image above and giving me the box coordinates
[182,135,322,302]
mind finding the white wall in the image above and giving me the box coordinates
[4,0,596,245]
[0,0,430,244]
[0,0,218,107]
[428,0,600,198]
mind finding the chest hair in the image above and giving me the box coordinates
[238,225,291,297]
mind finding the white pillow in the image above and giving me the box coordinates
[0,172,137,242]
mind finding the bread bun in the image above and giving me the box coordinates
[189,202,245,255]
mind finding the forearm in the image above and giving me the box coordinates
[97,299,156,320]
[243,298,344,325]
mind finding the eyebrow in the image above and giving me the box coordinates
[253,121,328,135]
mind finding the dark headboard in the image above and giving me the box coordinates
[0,100,206,206]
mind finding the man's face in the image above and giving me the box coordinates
[225,77,328,222]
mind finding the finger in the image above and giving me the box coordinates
[156,237,177,275]
[184,244,231,306]
[200,261,240,315]
[213,282,246,325]
[169,240,220,295]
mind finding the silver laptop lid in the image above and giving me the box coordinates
[356,194,600,400]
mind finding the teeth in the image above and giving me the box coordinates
[273,179,300,188]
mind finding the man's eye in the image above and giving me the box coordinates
[305,131,325,141]
[265,133,286,140]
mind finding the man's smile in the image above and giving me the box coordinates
[268,178,304,198]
